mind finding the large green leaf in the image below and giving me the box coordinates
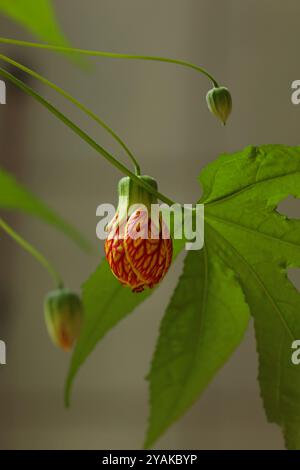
[65,238,185,406]
[0,0,68,45]
[146,144,300,448]
[202,145,300,448]
[0,166,90,250]
[145,246,250,448]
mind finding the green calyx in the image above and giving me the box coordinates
[117,175,158,216]
[206,86,232,125]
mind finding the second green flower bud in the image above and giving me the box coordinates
[206,86,232,125]
[44,288,83,352]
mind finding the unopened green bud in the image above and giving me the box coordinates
[44,288,83,352]
[206,86,232,125]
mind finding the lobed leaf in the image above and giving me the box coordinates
[146,144,300,448]
[202,144,300,449]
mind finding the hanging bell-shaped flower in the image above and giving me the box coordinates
[105,176,173,293]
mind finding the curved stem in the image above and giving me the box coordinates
[0,53,141,176]
[0,37,219,87]
[0,67,175,206]
[0,217,63,288]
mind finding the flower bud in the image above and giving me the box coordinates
[44,288,83,351]
[206,86,232,125]
[105,176,173,293]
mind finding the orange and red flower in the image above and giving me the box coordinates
[104,175,173,292]
[105,208,173,292]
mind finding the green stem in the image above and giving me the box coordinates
[0,217,63,288]
[0,37,219,87]
[0,67,175,206]
[0,53,141,176]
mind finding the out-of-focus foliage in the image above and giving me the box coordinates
[0,0,68,45]
[0,166,90,250]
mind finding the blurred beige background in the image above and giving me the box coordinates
[0,0,299,450]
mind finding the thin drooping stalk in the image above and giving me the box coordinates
[0,37,219,87]
[0,217,63,288]
[0,53,141,176]
[0,67,175,206]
